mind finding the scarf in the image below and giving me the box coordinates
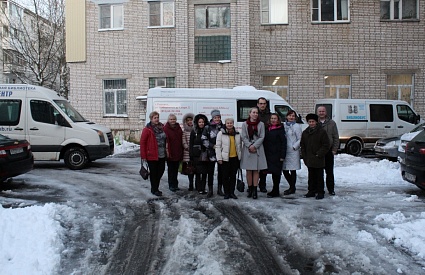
[286,121,296,126]
[150,122,164,135]
[226,127,236,136]
[269,124,281,131]
[246,119,260,140]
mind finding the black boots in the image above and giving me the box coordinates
[267,186,280,198]
[247,186,258,199]
[207,185,213,198]
[247,186,253,198]
[283,188,295,195]
[217,183,224,196]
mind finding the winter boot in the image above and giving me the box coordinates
[207,185,214,198]
[267,185,280,198]
[217,183,224,196]
[189,182,194,191]
[247,186,253,198]
[252,186,258,199]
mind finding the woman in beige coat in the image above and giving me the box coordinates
[215,118,242,199]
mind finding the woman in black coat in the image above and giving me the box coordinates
[263,113,287,198]
[189,114,209,194]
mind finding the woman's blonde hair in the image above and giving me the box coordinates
[225,118,234,124]
[149,111,160,120]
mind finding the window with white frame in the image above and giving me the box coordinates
[311,0,349,22]
[195,4,231,62]
[386,74,414,104]
[149,1,174,27]
[324,75,351,98]
[99,4,124,30]
[262,76,289,101]
[103,79,127,116]
[380,0,418,20]
[261,0,288,24]
[149,77,175,88]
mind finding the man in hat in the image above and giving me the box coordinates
[317,106,339,196]
[300,113,330,200]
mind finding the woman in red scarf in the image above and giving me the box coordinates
[240,107,268,199]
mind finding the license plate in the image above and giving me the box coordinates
[405,172,416,182]
[10,147,24,155]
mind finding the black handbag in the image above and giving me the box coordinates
[139,160,150,180]
[236,168,245,192]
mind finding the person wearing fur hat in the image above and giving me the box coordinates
[190,114,209,194]
[300,113,330,200]
[201,109,224,198]
[182,113,195,190]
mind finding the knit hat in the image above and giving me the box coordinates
[306,113,319,122]
[211,109,221,118]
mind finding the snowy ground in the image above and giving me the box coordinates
[1,141,425,274]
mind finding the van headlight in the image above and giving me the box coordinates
[94,129,105,143]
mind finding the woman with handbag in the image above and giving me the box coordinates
[140,111,167,197]
[240,107,267,199]
[182,113,195,190]
[164,114,183,192]
[264,113,287,198]
[189,114,209,195]
[215,118,241,199]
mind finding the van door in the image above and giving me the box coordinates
[395,104,418,135]
[0,98,27,141]
[368,103,396,138]
[27,99,66,160]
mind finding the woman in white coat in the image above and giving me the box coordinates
[215,118,242,199]
[282,110,302,195]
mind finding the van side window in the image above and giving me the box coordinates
[0,99,21,126]
[370,104,393,122]
[397,105,416,124]
[30,100,58,125]
[237,100,261,122]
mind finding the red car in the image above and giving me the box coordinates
[0,134,34,182]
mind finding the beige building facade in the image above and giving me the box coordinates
[66,0,425,140]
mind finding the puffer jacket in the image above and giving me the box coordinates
[201,120,223,161]
[300,125,330,168]
[215,127,242,162]
[182,113,194,162]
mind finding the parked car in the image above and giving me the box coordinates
[400,129,425,190]
[374,122,425,160]
[0,134,34,182]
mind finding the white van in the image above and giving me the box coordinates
[315,99,421,155]
[0,84,114,169]
[139,86,305,130]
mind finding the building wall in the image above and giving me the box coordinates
[68,0,425,140]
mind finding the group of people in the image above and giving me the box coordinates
[140,98,339,200]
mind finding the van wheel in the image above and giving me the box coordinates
[346,139,362,156]
[64,147,88,170]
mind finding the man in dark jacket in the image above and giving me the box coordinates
[257,97,271,193]
[317,106,339,196]
[301,113,330,200]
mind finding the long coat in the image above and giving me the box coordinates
[164,122,183,161]
[182,113,194,162]
[264,125,287,175]
[240,121,268,170]
[189,114,209,174]
[215,128,242,162]
[300,125,330,168]
[282,122,302,171]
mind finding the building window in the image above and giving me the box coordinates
[261,0,288,24]
[324,75,351,98]
[149,77,175,88]
[311,0,349,23]
[195,5,231,63]
[380,0,418,20]
[103,79,127,116]
[149,1,174,27]
[99,4,124,30]
[262,76,289,101]
[386,74,413,104]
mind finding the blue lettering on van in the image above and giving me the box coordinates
[0,91,13,97]
[346,115,366,120]
[0,126,13,131]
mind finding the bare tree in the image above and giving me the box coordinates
[1,0,68,97]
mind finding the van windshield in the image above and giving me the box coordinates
[54,100,87,122]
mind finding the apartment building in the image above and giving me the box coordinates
[66,0,425,140]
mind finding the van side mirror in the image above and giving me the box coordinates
[417,115,421,124]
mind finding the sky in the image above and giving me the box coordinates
[1,141,425,274]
